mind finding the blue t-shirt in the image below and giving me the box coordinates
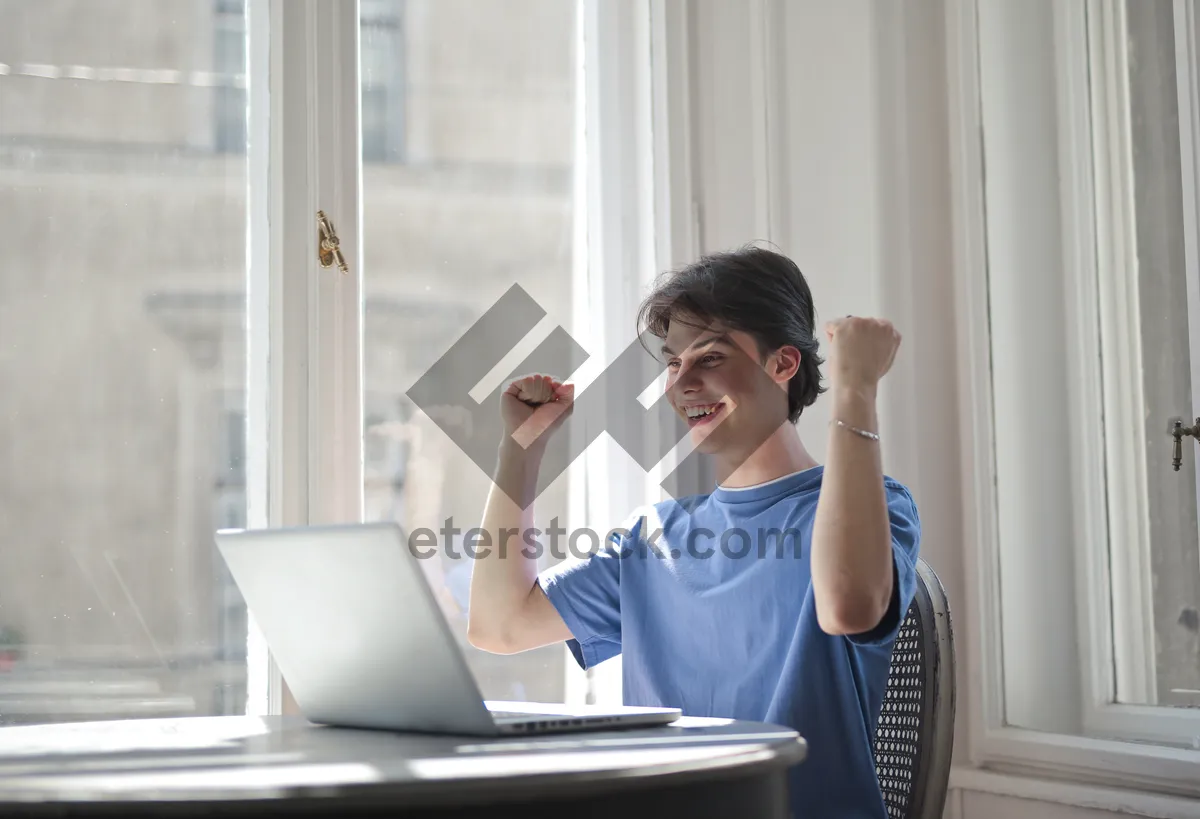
[536,465,920,819]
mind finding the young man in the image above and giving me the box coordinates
[467,245,920,818]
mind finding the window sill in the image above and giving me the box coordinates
[949,767,1200,818]
[964,725,1200,807]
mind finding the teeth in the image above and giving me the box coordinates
[686,405,719,418]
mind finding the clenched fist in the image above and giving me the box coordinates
[501,373,574,452]
[824,316,901,392]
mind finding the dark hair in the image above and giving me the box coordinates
[636,244,826,423]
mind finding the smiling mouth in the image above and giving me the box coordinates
[682,402,726,428]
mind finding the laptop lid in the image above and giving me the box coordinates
[214,522,501,735]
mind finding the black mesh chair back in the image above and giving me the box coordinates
[873,558,956,819]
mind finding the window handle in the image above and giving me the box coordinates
[1170,417,1200,471]
[317,210,349,274]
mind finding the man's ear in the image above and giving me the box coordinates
[770,346,801,383]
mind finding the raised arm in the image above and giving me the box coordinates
[810,317,902,636]
[466,375,576,654]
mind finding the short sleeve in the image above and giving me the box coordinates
[847,482,921,647]
[536,514,640,669]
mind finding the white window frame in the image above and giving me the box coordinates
[1180,0,1200,486]
[948,0,1200,796]
[577,0,788,705]
[570,0,649,705]
[245,0,364,716]
[1078,0,1200,745]
[1082,0,1155,715]
[566,0,697,706]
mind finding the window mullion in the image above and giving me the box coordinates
[310,0,364,529]
[249,0,363,718]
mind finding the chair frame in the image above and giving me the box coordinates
[876,558,956,818]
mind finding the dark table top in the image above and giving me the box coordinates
[0,714,807,811]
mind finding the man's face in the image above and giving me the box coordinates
[661,315,795,457]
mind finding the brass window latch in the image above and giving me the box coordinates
[317,210,349,274]
[1170,417,1200,471]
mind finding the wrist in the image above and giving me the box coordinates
[498,437,545,466]
[493,440,543,508]
[829,382,878,408]
[828,383,879,438]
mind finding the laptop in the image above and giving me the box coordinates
[214,522,681,736]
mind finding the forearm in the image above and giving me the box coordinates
[467,441,544,647]
[811,386,894,634]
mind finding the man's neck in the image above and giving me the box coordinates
[715,422,820,489]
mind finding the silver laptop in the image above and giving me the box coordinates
[214,522,681,735]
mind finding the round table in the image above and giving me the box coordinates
[0,714,807,817]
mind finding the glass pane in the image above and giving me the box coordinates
[1114,0,1200,709]
[0,0,252,723]
[360,0,579,702]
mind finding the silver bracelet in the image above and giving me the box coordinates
[831,418,880,441]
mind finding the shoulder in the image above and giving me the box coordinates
[880,476,921,551]
[882,475,918,514]
[811,470,918,519]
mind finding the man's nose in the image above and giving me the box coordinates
[674,362,704,392]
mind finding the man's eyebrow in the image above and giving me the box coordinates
[660,333,732,357]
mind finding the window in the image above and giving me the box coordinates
[359,0,582,704]
[213,0,246,153]
[360,0,406,164]
[0,0,633,729]
[0,0,254,724]
[212,395,248,714]
[955,0,1200,793]
[213,0,407,162]
[1092,0,1200,718]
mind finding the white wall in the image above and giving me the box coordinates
[683,0,1190,816]
[687,0,962,600]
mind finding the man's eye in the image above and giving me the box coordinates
[702,355,722,365]
[666,360,680,370]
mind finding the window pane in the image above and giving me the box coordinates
[361,1,405,163]
[1114,0,1200,709]
[0,0,252,723]
[979,0,1200,746]
[361,0,579,702]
